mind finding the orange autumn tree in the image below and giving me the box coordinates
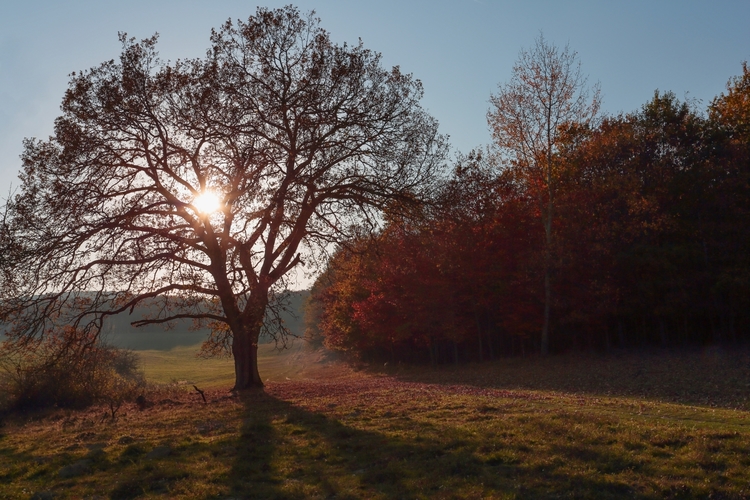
[309,152,541,363]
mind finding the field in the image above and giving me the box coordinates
[1,345,750,499]
[135,341,316,389]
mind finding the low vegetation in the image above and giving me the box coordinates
[0,328,145,415]
[1,345,749,499]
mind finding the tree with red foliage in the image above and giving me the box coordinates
[309,151,541,363]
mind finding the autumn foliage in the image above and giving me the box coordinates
[309,63,750,363]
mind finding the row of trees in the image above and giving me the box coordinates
[307,51,750,364]
[1,7,747,387]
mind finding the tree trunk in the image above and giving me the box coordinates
[486,322,495,360]
[604,327,610,353]
[232,325,264,389]
[541,268,551,355]
[540,183,553,356]
[475,311,484,362]
[231,295,267,390]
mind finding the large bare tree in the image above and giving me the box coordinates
[487,34,600,355]
[0,6,446,389]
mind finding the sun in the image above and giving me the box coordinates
[193,191,222,215]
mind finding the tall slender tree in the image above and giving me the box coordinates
[487,34,600,354]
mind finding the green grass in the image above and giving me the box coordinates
[136,344,235,388]
[136,340,315,388]
[1,349,750,498]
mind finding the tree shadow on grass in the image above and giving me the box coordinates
[376,348,750,412]
[0,386,732,499]
[225,390,642,499]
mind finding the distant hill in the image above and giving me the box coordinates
[2,290,309,351]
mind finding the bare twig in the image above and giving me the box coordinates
[193,385,207,403]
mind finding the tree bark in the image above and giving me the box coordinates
[541,103,554,357]
[231,293,268,390]
[541,264,551,355]
[232,325,264,390]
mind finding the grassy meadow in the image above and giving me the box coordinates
[135,341,316,389]
[1,345,750,498]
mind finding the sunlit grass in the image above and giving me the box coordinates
[136,340,312,388]
[136,345,234,388]
[1,350,750,498]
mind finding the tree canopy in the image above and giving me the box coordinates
[0,6,446,389]
[309,62,750,364]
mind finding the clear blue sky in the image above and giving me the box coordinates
[1,0,749,201]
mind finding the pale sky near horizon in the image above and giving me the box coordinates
[1,0,749,204]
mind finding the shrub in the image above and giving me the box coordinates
[0,326,145,414]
